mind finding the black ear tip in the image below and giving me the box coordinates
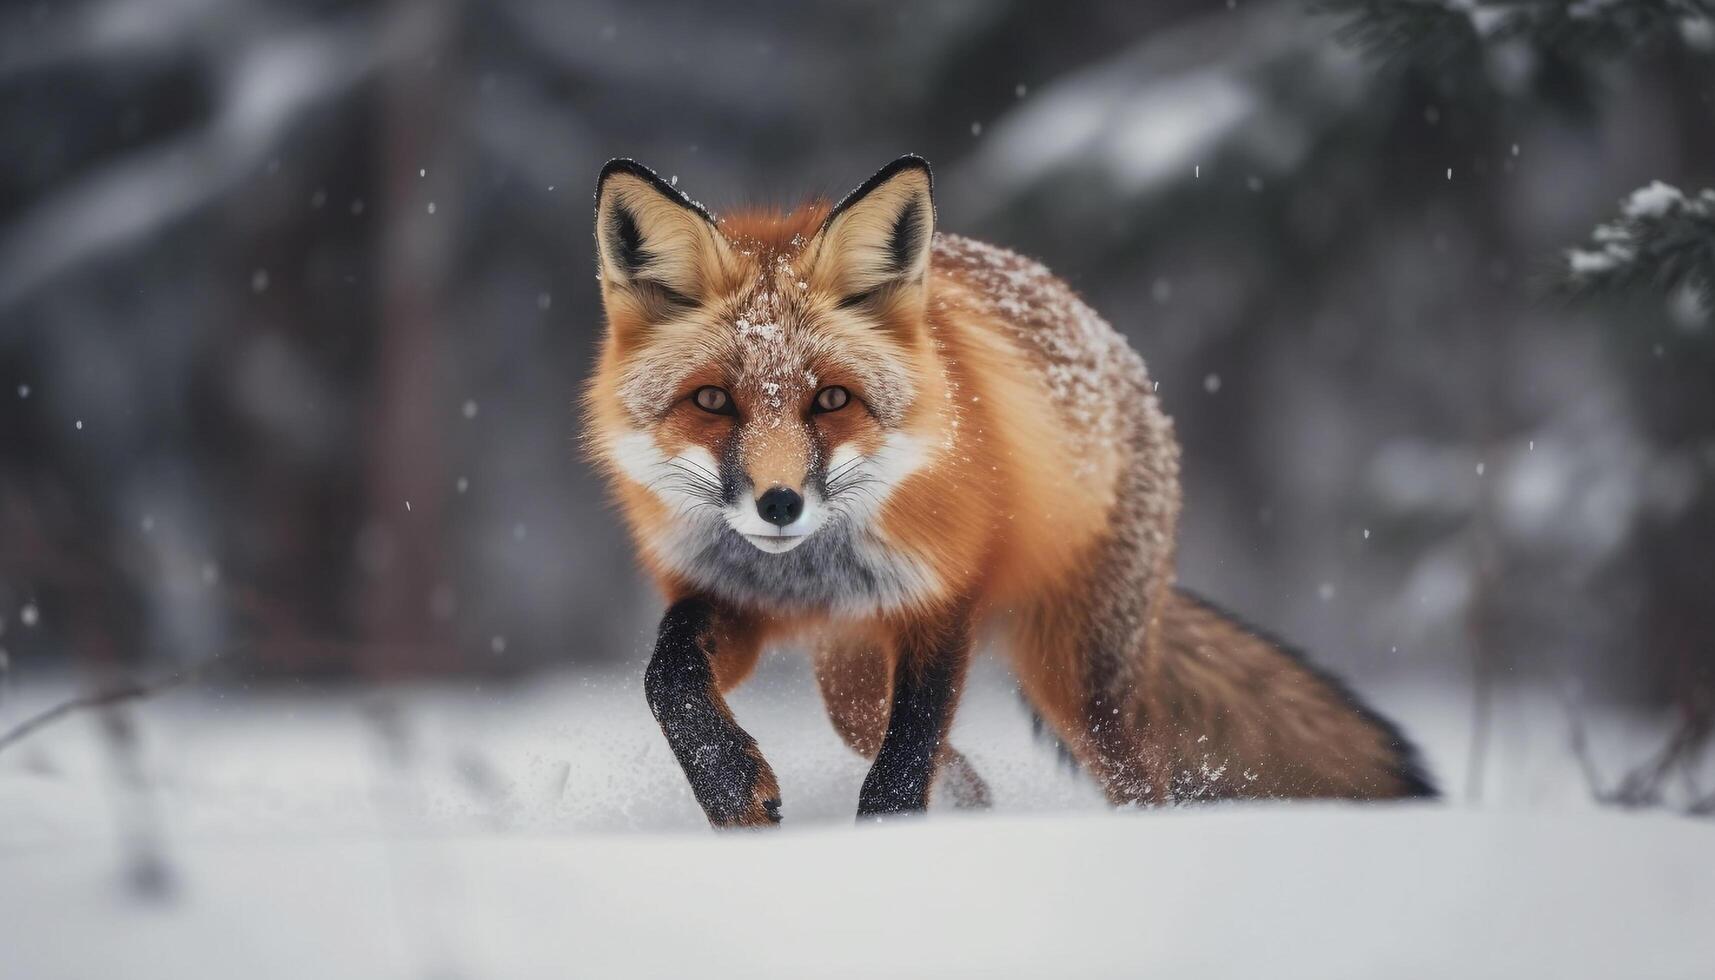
[824,155,936,230]
[879,154,933,187]
[596,158,660,195]
[594,157,717,224]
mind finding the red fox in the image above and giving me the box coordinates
[585,155,1434,827]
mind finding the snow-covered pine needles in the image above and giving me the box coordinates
[1316,0,1715,70]
[1564,181,1715,311]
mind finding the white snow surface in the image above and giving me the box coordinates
[2,654,1711,979]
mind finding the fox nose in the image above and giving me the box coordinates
[756,486,804,527]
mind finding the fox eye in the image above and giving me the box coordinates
[813,386,850,413]
[692,386,733,415]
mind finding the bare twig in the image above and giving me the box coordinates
[1559,682,1612,802]
[1611,703,1713,807]
[97,699,176,901]
[0,652,228,756]
[1464,442,1503,802]
[1559,680,1715,818]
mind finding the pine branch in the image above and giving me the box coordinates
[1316,0,1715,69]
[1564,181,1715,311]
[1316,0,1484,70]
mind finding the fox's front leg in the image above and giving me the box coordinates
[643,597,779,828]
[857,614,974,819]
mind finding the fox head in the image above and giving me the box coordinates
[586,156,945,608]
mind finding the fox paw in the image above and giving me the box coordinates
[691,742,782,829]
[714,785,780,829]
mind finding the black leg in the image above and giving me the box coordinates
[857,621,971,819]
[643,597,780,828]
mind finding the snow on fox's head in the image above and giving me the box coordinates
[587,156,938,589]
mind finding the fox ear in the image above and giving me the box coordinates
[594,160,732,316]
[807,155,934,303]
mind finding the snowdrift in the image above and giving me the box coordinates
[2,660,1710,978]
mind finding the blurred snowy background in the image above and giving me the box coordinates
[3,1,1714,975]
[3,0,1715,848]
[4,0,1712,787]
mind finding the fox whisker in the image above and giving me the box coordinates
[826,473,885,503]
[824,455,866,484]
[665,460,723,490]
[646,473,726,510]
[667,456,723,484]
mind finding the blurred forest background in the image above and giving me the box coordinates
[1,0,1712,799]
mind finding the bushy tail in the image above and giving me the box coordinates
[1146,588,1437,801]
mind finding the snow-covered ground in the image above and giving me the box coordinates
[2,653,1711,978]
